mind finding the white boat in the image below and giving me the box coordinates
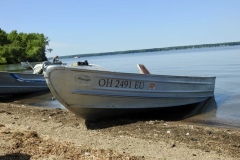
[43,64,216,120]
[0,71,48,96]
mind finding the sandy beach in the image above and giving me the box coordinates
[0,102,240,160]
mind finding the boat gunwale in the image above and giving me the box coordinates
[70,68,216,79]
[45,65,216,79]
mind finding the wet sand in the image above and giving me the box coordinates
[0,102,240,160]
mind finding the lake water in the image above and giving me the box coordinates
[1,46,240,128]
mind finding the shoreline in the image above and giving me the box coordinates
[57,43,240,59]
[1,103,240,159]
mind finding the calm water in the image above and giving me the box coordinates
[1,46,240,127]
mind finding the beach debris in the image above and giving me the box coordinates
[148,121,155,125]
[189,125,194,129]
[26,131,39,138]
[191,138,198,141]
[5,111,12,115]
[85,152,90,156]
[26,126,31,130]
[2,130,11,134]
[41,118,47,122]
[163,123,168,126]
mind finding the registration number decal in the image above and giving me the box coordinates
[98,78,145,89]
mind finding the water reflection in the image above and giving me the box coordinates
[0,91,65,109]
[1,91,217,120]
[183,97,217,119]
[0,63,24,72]
[1,89,238,128]
[85,98,218,129]
[181,97,240,127]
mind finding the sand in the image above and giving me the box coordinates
[0,102,240,160]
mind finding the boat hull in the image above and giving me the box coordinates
[44,65,216,120]
[0,72,48,96]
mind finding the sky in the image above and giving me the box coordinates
[1,0,240,57]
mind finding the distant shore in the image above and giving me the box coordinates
[1,102,240,159]
[57,42,240,59]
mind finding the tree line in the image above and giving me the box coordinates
[0,28,50,64]
[61,41,240,59]
[91,41,240,56]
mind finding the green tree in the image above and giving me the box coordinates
[0,28,8,45]
[0,29,49,64]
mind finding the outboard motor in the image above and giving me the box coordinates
[71,60,89,66]
[77,60,89,66]
[33,61,52,74]
[33,64,43,74]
